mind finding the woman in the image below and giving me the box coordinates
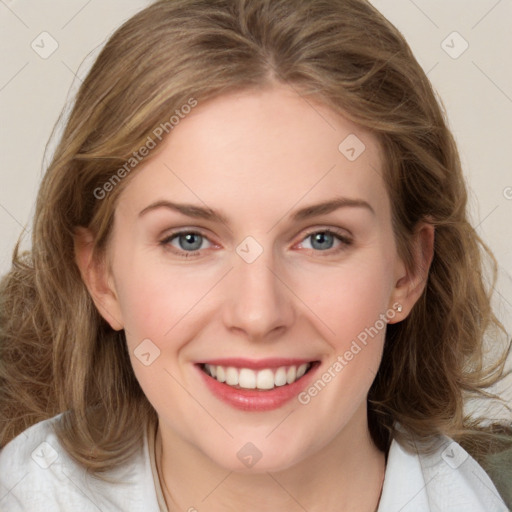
[0,0,511,510]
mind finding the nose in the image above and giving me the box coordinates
[222,249,295,341]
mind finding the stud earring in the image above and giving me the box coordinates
[396,304,403,312]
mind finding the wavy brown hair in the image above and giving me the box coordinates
[1,0,511,498]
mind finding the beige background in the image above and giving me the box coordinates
[0,0,511,414]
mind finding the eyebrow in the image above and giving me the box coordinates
[292,197,375,220]
[138,196,375,223]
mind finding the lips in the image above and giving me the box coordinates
[195,358,321,411]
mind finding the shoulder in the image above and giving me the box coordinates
[379,435,510,512]
[0,414,160,512]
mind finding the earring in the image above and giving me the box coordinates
[396,304,403,312]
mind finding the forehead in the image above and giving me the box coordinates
[117,84,390,223]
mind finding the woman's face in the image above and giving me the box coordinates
[90,84,419,472]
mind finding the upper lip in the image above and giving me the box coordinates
[196,358,318,370]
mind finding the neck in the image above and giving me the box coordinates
[155,408,386,512]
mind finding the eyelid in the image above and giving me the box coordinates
[160,226,215,242]
[299,226,352,241]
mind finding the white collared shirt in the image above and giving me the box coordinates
[0,414,508,511]
[377,433,509,511]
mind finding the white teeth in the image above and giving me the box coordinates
[274,367,288,387]
[286,366,296,384]
[216,366,226,383]
[203,363,312,390]
[239,368,256,389]
[297,363,308,379]
[225,367,238,386]
[256,369,275,390]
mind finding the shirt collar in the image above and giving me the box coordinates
[377,436,509,511]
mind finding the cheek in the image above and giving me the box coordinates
[113,250,217,343]
[293,259,392,422]
[294,252,394,345]
[113,255,204,412]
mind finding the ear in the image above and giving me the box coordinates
[73,226,124,331]
[387,222,435,323]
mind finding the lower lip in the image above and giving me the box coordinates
[196,363,320,411]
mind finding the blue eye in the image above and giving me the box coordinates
[308,232,335,250]
[161,231,212,256]
[300,230,352,253]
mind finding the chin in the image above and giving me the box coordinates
[204,436,314,474]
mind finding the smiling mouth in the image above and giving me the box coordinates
[200,361,319,391]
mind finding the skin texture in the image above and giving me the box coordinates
[75,84,434,511]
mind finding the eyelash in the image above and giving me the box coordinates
[159,228,353,258]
